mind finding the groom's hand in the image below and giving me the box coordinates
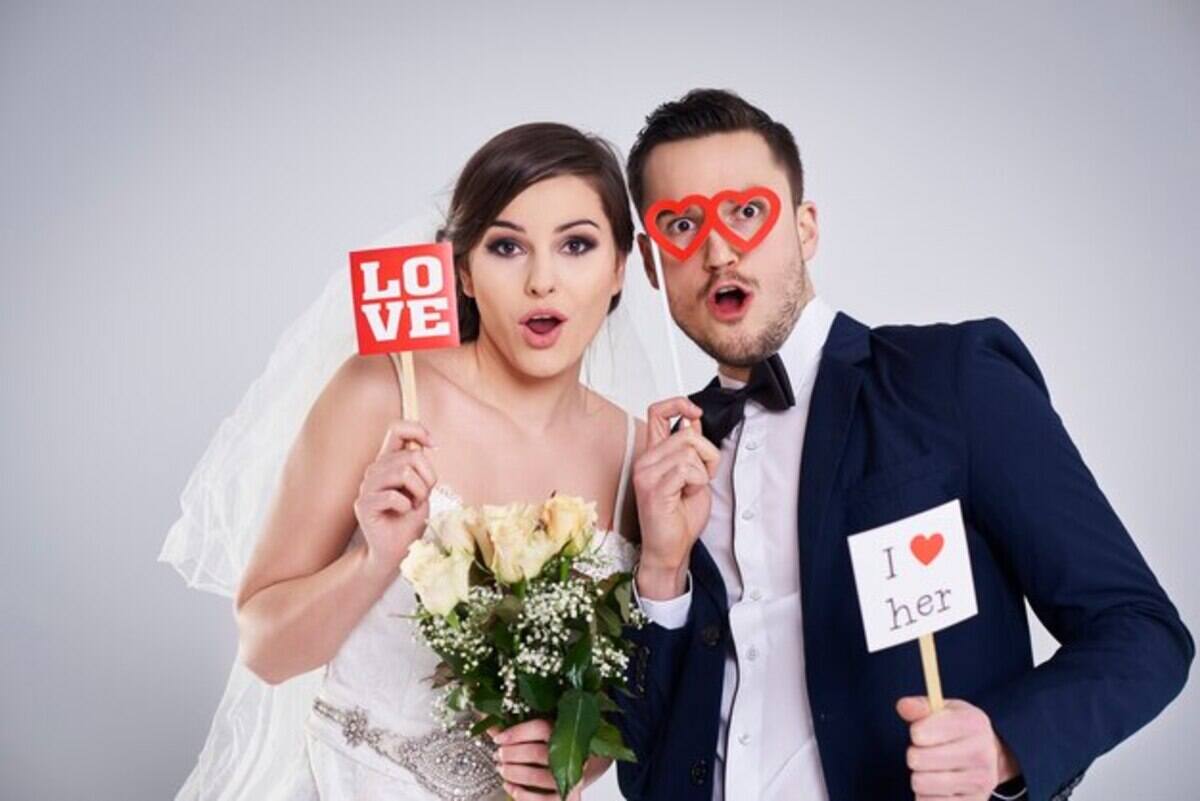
[897,696,1021,801]
[633,397,721,600]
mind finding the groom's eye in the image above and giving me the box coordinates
[670,218,695,234]
[739,203,760,219]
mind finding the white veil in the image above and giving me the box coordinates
[159,207,667,800]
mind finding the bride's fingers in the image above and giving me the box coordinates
[364,462,433,505]
[502,783,559,801]
[496,763,558,791]
[493,718,553,745]
[355,489,413,517]
[367,450,437,490]
[495,742,550,766]
[636,426,718,476]
[376,420,433,456]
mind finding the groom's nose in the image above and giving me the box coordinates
[702,229,738,273]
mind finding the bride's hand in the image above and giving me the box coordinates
[492,720,608,800]
[354,420,437,575]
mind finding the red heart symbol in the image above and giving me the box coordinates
[710,186,781,254]
[642,186,782,262]
[910,533,944,566]
[643,194,715,261]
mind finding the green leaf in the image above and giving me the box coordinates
[596,604,622,637]
[549,690,600,799]
[517,673,558,713]
[589,719,637,763]
[595,692,621,714]
[613,579,634,622]
[563,635,592,690]
[494,595,523,624]
[469,714,504,737]
[490,622,515,655]
[471,680,505,718]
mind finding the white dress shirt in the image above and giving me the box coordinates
[639,297,837,801]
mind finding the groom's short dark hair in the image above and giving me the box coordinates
[627,88,804,212]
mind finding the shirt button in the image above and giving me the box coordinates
[745,440,760,451]
[738,732,751,746]
[746,646,759,661]
[749,587,762,601]
[741,508,756,521]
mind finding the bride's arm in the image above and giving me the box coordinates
[234,355,433,685]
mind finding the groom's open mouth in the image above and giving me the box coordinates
[519,308,568,348]
[706,282,754,323]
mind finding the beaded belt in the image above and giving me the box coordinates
[311,698,503,801]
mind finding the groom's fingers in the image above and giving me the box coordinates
[646,397,703,448]
[638,426,719,476]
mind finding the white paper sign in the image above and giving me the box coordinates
[848,499,978,653]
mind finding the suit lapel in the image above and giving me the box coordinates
[797,313,870,594]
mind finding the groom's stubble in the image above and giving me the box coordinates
[682,246,814,370]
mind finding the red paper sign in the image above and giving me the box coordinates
[349,243,461,355]
[643,185,782,262]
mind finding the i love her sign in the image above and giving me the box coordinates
[848,499,978,654]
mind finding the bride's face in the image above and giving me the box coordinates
[464,174,627,379]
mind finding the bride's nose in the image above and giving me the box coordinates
[524,252,558,298]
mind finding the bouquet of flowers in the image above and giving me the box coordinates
[399,493,645,798]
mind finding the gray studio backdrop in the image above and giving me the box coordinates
[2,2,1197,799]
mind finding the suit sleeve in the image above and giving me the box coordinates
[956,319,1194,801]
[614,593,698,799]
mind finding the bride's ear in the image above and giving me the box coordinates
[612,253,628,297]
[458,266,475,298]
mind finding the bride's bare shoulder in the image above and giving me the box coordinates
[316,353,403,426]
[580,388,648,453]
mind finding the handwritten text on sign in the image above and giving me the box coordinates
[847,499,977,653]
[349,243,460,355]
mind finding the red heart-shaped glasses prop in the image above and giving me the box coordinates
[643,186,781,262]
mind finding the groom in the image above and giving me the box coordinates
[617,89,1192,801]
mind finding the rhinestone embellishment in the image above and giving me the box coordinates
[312,698,502,801]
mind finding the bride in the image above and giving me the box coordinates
[166,122,648,800]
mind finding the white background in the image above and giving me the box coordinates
[2,2,1197,799]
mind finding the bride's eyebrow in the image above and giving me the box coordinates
[490,219,524,233]
[555,219,599,233]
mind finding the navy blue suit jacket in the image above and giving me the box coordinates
[616,314,1192,801]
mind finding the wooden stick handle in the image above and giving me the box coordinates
[399,351,420,450]
[918,632,945,712]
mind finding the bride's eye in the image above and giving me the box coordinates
[486,238,523,258]
[562,236,596,256]
[739,203,760,219]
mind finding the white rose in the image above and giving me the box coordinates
[483,503,556,584]
[542,495,598,556]
[428,506,482,555]
[399,540,473,616]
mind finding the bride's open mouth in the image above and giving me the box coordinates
[706,282,754,323]
[519,308,568,348]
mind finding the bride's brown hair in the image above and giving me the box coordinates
[437,123,634,343]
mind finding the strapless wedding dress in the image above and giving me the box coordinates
[270,354,638,800]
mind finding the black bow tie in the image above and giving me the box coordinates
[688,353,796,445]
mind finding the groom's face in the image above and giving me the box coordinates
[638,130,818,368]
